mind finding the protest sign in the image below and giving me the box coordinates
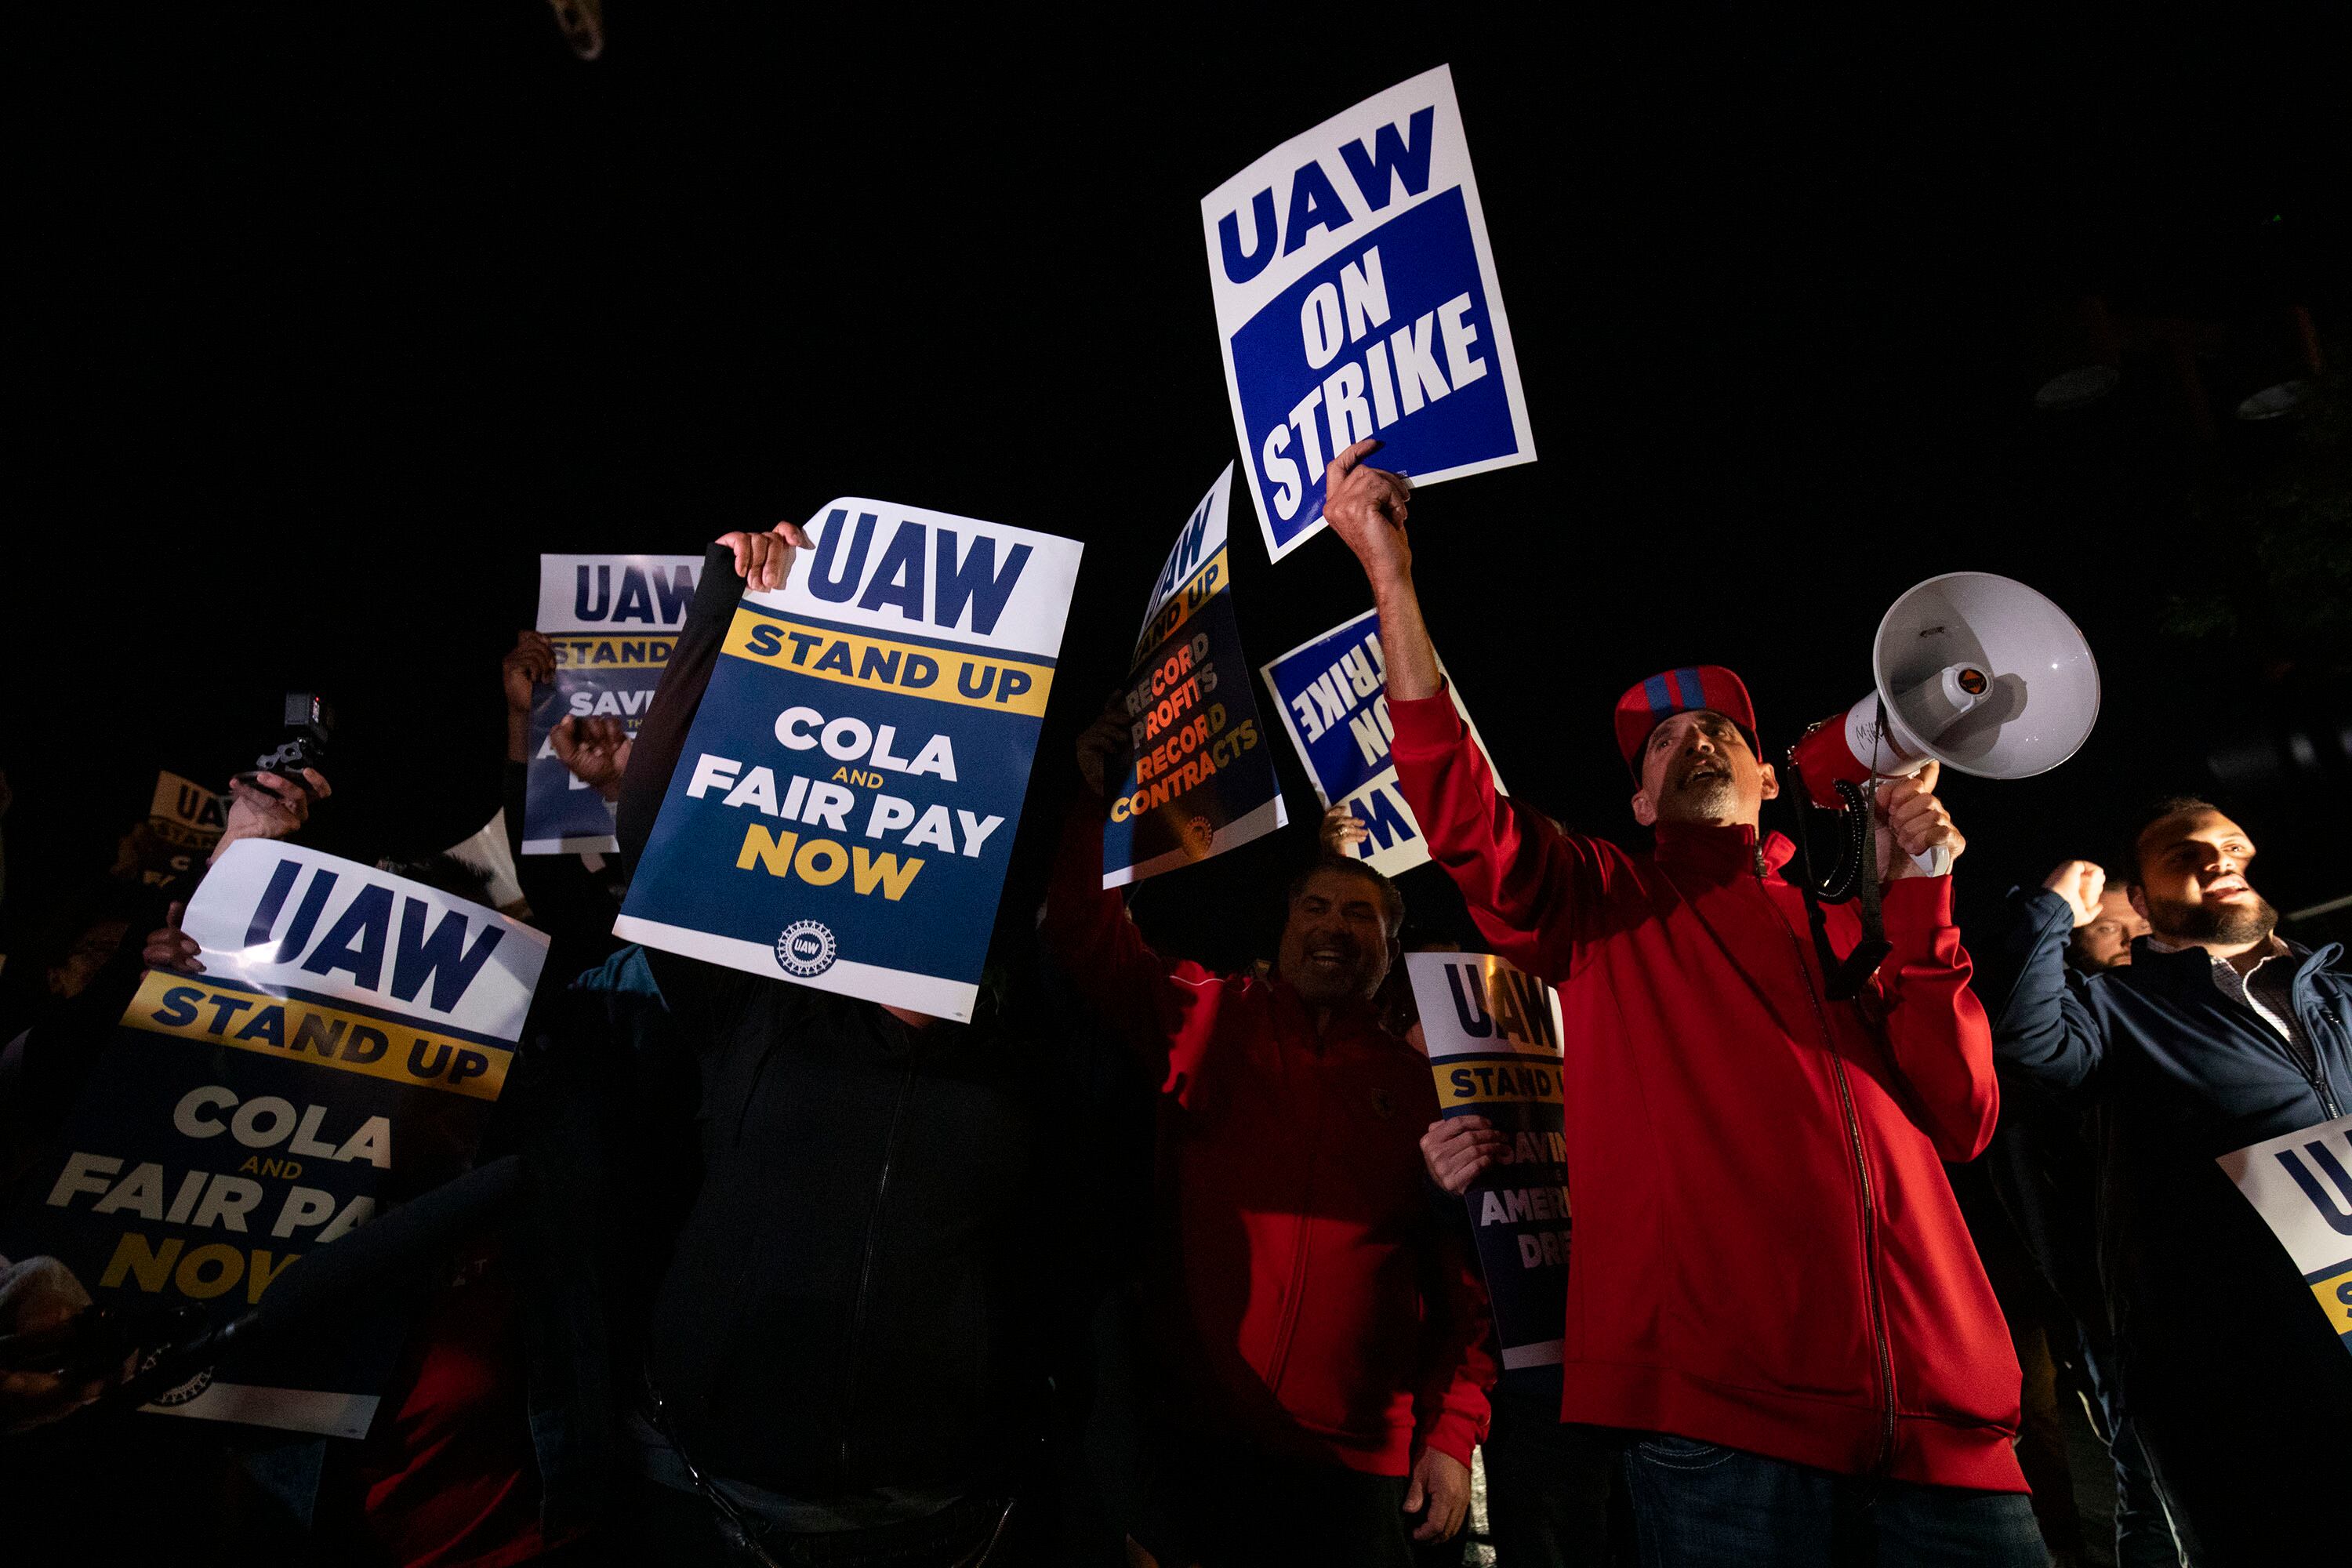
[1408,950,1566,1371]
[2217,1112,2352,1355]
[0,841,548,1436]
[521,554,702,854]
[1102,464,1286,887]
[119,770,228,887]
[1202,64,1534,562]
[1260,608,1503,877]
[614,500,1082,1022]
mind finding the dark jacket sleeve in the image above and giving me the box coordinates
[502,761,626,970]
[615,543,743,866]
[613,543,747,1021]
[1036,791,1225,1097]
[1981,886,2107,1095]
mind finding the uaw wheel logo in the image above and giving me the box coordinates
[136,1345,213,1408]
[774,920,839,978]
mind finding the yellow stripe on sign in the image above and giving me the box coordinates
[2311,1261,2352,1335]
[721,610,1054,717]
[1134,547,1230,657]
[123,971,512,1101]
[1432,1060,1566,1110]
[550,634,677,670]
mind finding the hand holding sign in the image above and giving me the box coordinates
[1420,1112,1507,1196]
[1322,438,1414,584]
[718,521,815,592]
[1076,700,1127,797]
[502,631,556,714]
[212,770,329,866]
[142,902,201,976]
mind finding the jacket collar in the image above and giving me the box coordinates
[1653,820,1795,884]
[2129,931,2338,993]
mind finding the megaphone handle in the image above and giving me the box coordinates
[1871,773,1951,879]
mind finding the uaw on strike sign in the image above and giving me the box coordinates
[1203,64,1534,562]
[2218,1112,2352,1355]
[0,842,547,1436]
[617,501,1081,1022]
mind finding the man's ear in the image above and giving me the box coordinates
[1756,762,1780,802]
[2127,883,2149,922]
[1630,788,1657,828]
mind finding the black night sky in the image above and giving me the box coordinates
[8,11,2347,966]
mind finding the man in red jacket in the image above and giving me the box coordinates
[1319,440,2042,1566]
[1044,706,1494,1568]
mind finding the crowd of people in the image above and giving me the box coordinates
[1,447,2345,1567]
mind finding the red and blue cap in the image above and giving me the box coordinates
[1613,666,1759,776]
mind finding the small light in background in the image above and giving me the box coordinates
[546,0,604,60]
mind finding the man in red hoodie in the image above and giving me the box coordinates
[1319,440,2042,1566]
[1044,706,1494,1568]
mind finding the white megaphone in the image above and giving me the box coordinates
[1788,572,2100,877]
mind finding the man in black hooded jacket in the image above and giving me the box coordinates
[613,521,1050,1566]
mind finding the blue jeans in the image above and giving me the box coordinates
[1623,1435,2046,1567]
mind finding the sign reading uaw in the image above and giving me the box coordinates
[616,501,1082,1022]
[1203,64,1535,562]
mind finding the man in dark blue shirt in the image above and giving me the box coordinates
[1983,796,2350,1564]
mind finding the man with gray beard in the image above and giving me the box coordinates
[1984,797,2352,1563]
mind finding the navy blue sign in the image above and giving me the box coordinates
[1260,608,1503,878]
[1409,951,1568,1373]
[615,500,1081,1021]
[1102,466,1286,886]
[1203,65,1534,561]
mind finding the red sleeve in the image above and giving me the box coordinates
[1038,793,1225,1098]
[1411,1225,1497,1468]
[1388,684,1607,982]
[1866,876,2000,1161]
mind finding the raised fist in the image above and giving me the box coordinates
[551,715,631,801]
[501,630,555,715]
[2042,859,2107,927]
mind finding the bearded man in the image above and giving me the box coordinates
[1041,706,1494,1568]
[1987,797,2352,1563]
[1317,438,2039,1566]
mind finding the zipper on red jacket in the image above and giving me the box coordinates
[1766,881,1899,1474]
[1258,1028,1329,1397]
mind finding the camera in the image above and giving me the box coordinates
[237,692,336,794]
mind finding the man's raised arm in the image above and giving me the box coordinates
[1319,441,1602,977]
[1980,861,2114,1097]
